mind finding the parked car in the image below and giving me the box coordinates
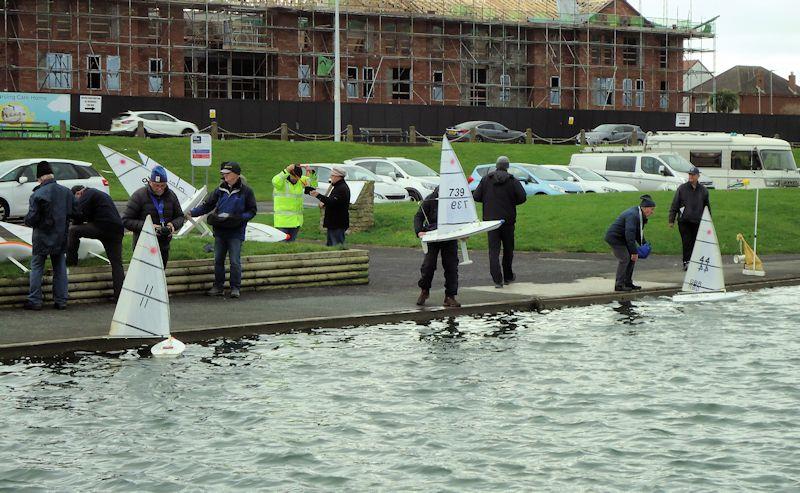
[0,159,109,220]
[576,124,646,145]
[110,111,199,137]
[539,164,639,193]
[345,157,439,201]
[468,163,582,195]
[446,121,527,143]
[569,152,694,191]
[303,164,409,206]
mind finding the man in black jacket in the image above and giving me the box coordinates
[310,166,350,246]
[67,185,125,300]
[473,156,527,288]
[414,187,460,308]
[668,166,711,271]
[122,166,184,267]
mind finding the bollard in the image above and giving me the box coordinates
[136,120,145,138]
[280,123,288,141]
[210,121,218,140]
[470,127,477,142]
[409,125,416,144]
[525,128,532,144]
[579,129,587,146]
[59,120,67,140]
[628,131,636,145]
[346,124,354,142]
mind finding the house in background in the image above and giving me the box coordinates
[682,59,713,111]
[691,65,799,115]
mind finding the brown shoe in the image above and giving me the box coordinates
[416,289,430,306]
[443,296,461,308]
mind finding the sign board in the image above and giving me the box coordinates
[79,95,102,113]
[675,113,691,127]
[209,109,216,119]
[0,92,71,138]
[190,133,212,167]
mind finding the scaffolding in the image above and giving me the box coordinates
[0,0,716,111]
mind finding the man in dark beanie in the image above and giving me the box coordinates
[472,155,527,288]
[67,185,125,301]
[23,161,77,310]
[668,166,711,271]
[605,194,656,292]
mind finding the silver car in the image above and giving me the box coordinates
[577,124,646,145]
[446,121,527,143]
[303,164,409,206]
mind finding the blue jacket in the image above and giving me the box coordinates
[24,178,77,255]
[191,178,257,240]
[74,187,124,234]
[605,206,647,254]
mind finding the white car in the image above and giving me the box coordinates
[110,111,199,137]
[540,165,639,193]
[303,164,409,206]
[0,159,109,220]
[345,157,439,201]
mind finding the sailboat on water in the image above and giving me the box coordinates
[673,207,744,303]
[108,215,185,357]
[420,136,503,265]
[733,187,766,276]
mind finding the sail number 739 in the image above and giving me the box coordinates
[448,187,466,197]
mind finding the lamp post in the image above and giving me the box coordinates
[769,69,774,115]
[333,0,341,142]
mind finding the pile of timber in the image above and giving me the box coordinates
[0,249,369,308]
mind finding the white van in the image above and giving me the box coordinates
[569,151,697,191]
[646,132,800,190]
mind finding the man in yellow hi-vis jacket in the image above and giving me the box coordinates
[272,164,316,241]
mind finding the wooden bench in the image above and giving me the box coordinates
[359,127,408,143]
[0,122,55,139]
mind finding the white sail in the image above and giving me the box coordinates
[1,221,105,265]
[680,207,726,294]
[138,151,197,205]
[109,215,171,338]
[98,144,150,197]
[437,136,478,236]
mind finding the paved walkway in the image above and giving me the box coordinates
[2,245,799,357]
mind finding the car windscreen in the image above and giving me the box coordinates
[760,150,798,171]
[454,121,481,130]
[546,167,572,180]
[570,167,608,181]
[659,154,694,173]
[114,112,131,120]
[343,166,378,181]
[592,124,617,133]
[518,164,563,181]
[394,159,437,177]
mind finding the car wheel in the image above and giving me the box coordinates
[408,189,423,202]
[517,136,526,144]
[638,139,644,145]
[182,128,194,136]
[602,138,610,144]
[535,192,546,196]
[586,191,595,193]
[475,135,484,143]
[0,199,9,221]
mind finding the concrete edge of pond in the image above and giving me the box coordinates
[3,275,800,362]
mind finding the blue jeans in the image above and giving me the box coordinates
[29,253,68,306]
[278,227,300,242]
[326,228,346,246]
[214,237,243,290]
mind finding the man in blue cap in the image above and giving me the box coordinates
[122,165,184,267]
[605,194,655,292]
[668,166,710,271]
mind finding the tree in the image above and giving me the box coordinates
[712,90,739,113]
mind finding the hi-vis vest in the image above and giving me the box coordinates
[271,170,316,228]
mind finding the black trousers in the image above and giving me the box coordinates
[487,222,516,284]
[67,223,125,300]
[678,221,701,264]
[611,244,636,288]
[418,240,459,297]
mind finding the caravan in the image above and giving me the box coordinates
[646,132,800,190]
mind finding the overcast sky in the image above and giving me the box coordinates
[635,0,798,79]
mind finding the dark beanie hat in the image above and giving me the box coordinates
[496,156,510,170]
[639,194,656,208]
[36,161,53,178]
[290,165,304,178]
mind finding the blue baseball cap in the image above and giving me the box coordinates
[688,166,701,175]
[150,165,168,183]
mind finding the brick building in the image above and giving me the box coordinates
[0,0,715,112]
[690,66,800,115]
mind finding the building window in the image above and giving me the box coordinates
[391,67,411,100]
[659,81,668,109]
[469,68,487,106]
[550,76,561,106]
[42,53,72,90]
[298,64,311,98]
[622,36,640,67]
[659,41,668,69]
[106,55,121,91]
[590,33,613,66]
[432,71,443,102]
[593,77,614,106]
[148,58,163,93]
[346,66,358,98]
[635,79,645,107]
[622,78,632,107]
[694,97,709,113]
[362,67,374,98]
[430,25,444,54]
[499,74,511,102]
[86,55,101,90]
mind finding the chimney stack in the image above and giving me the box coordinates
[789,72,797,92]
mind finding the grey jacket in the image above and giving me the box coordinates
[24,178,77,255]
[669,182,710,224]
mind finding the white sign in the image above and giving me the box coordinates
[675,113,691,127]
[79,95,102,113]
[190,133,212,167]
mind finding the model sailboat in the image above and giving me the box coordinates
[420,136,503,265]
[673,207,744,302]
[733,188,765,276]
[108,215,185,357]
